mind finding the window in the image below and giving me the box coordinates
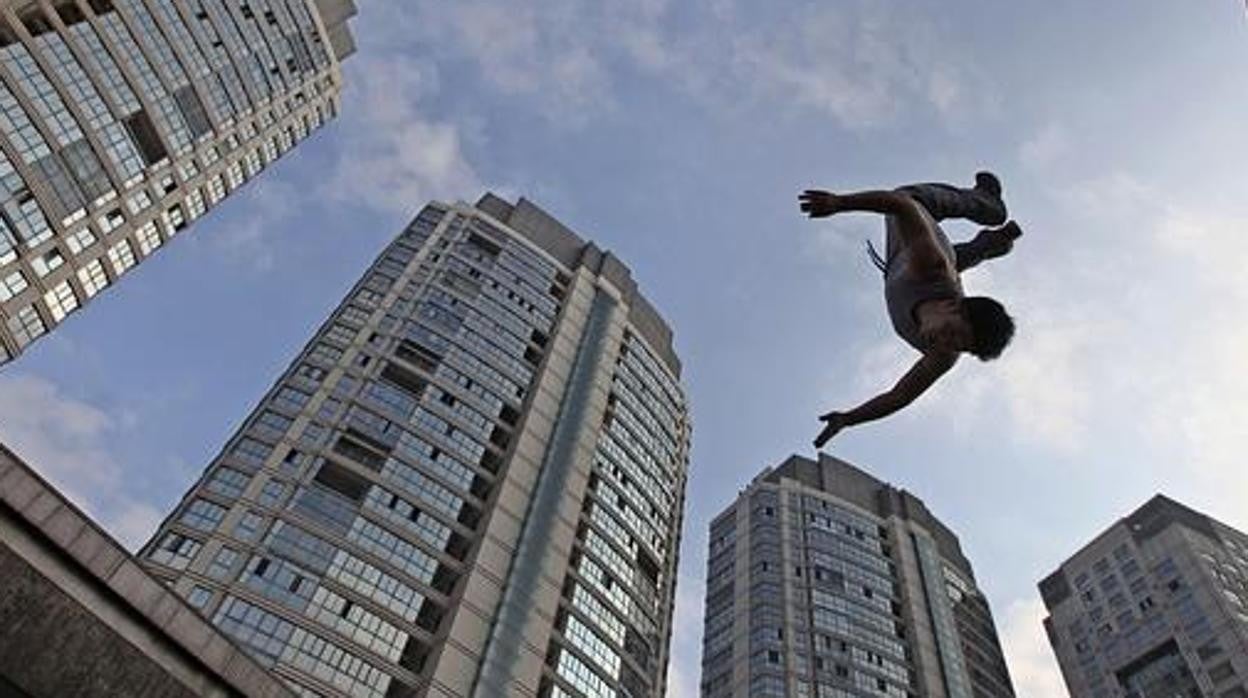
[173,87,211,137]
[180,498,226,531]
[43,279,79,324]
[252,410,292,440]
[126,188,152,214]
[63,226,96,255]
[164,204,186,232]
[107,239,136,274]
[298,422,327,448]
[207,546,239,580]
[205,174,226,204]
[213,596,295,665]
[0,269,29,301]
[6,304,45,347]
[258,480,285,507]
[184,190,205,219]
[556,650,612,698]
[235,511,265,542]
[148,532,201,569]
[206,467,248,499]
[186,585,212,609]
[272,386,310,413]
[232,438,272,469]
[123,111,167,165]
[30,248,64,277]
[60,140,111,201]
[135,221,161,254]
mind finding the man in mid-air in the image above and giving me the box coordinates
[800,172,1022,447]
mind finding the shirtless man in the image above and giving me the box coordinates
[800,172,1022,447]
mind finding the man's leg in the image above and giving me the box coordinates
[954,221,1023,272]
[897,172,1007,226]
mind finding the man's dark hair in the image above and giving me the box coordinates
[963,296,1014,361]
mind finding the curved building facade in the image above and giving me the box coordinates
[141,194,691,698]
[700,454,1014,698]
[0,0,354,365]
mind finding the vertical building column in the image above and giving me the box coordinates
[471,282,624,697]
[729,498,752,696]
[892,519,949,698]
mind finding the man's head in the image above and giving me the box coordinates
[962,296,1014,360]
[918,296,1015,359]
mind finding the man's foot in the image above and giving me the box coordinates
[971,220,1023,260]
[969,171,1008,226]
[974,171,1002,198]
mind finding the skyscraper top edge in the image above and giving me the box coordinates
[472,192,683,379]
[1040,493,1223,602]
[313,0,357,61]
[755,452,974,578]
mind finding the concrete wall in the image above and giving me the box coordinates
[0,446,293,698]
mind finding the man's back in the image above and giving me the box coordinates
[883,208,962,351]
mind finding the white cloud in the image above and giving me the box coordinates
[999,597,1067,697]
[207,177,299,272]
[0,373,161,550]
[325,50,484,217]
[107,502,166,552]
[375,0,990,133]
[1019,123,1070,171]
[726,3,986,128]
[394,1,614,124]
[932,165,1248,505]
[994,301,1097,449]
[1142,205,1248,505]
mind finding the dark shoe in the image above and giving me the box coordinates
[969,171,1007,226]
[971,220,1022,260]
[974,171,1002,197]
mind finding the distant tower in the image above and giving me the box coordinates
[142,194,692,697]
[0,0,355,364]
[700,453,1015,697]
[1040,495,1248,698]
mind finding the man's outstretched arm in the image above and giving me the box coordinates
[800,189,946,274]
[814,352,957,447]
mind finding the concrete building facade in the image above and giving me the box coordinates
[0,443,296,698]
[700,454,1014,698]
[1040,495,1248,698]
[141,194,692,698]
[0,0,355,365]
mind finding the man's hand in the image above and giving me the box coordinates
[814,411,849,448]
[799,190,841,218]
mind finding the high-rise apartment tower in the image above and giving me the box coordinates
[0,0,355,364]
[701,454,1015,698]
[1040,495,1248,698]
[142,194,692,698]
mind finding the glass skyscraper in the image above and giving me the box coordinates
[0,0,355,365]
[700,454,1015,698]
[141,194,691,698]
[1040,495,1248,698]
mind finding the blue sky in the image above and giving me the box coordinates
[3,1,1248,695]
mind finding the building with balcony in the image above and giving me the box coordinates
[701,453,1014,698]
[142,194,692,697]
